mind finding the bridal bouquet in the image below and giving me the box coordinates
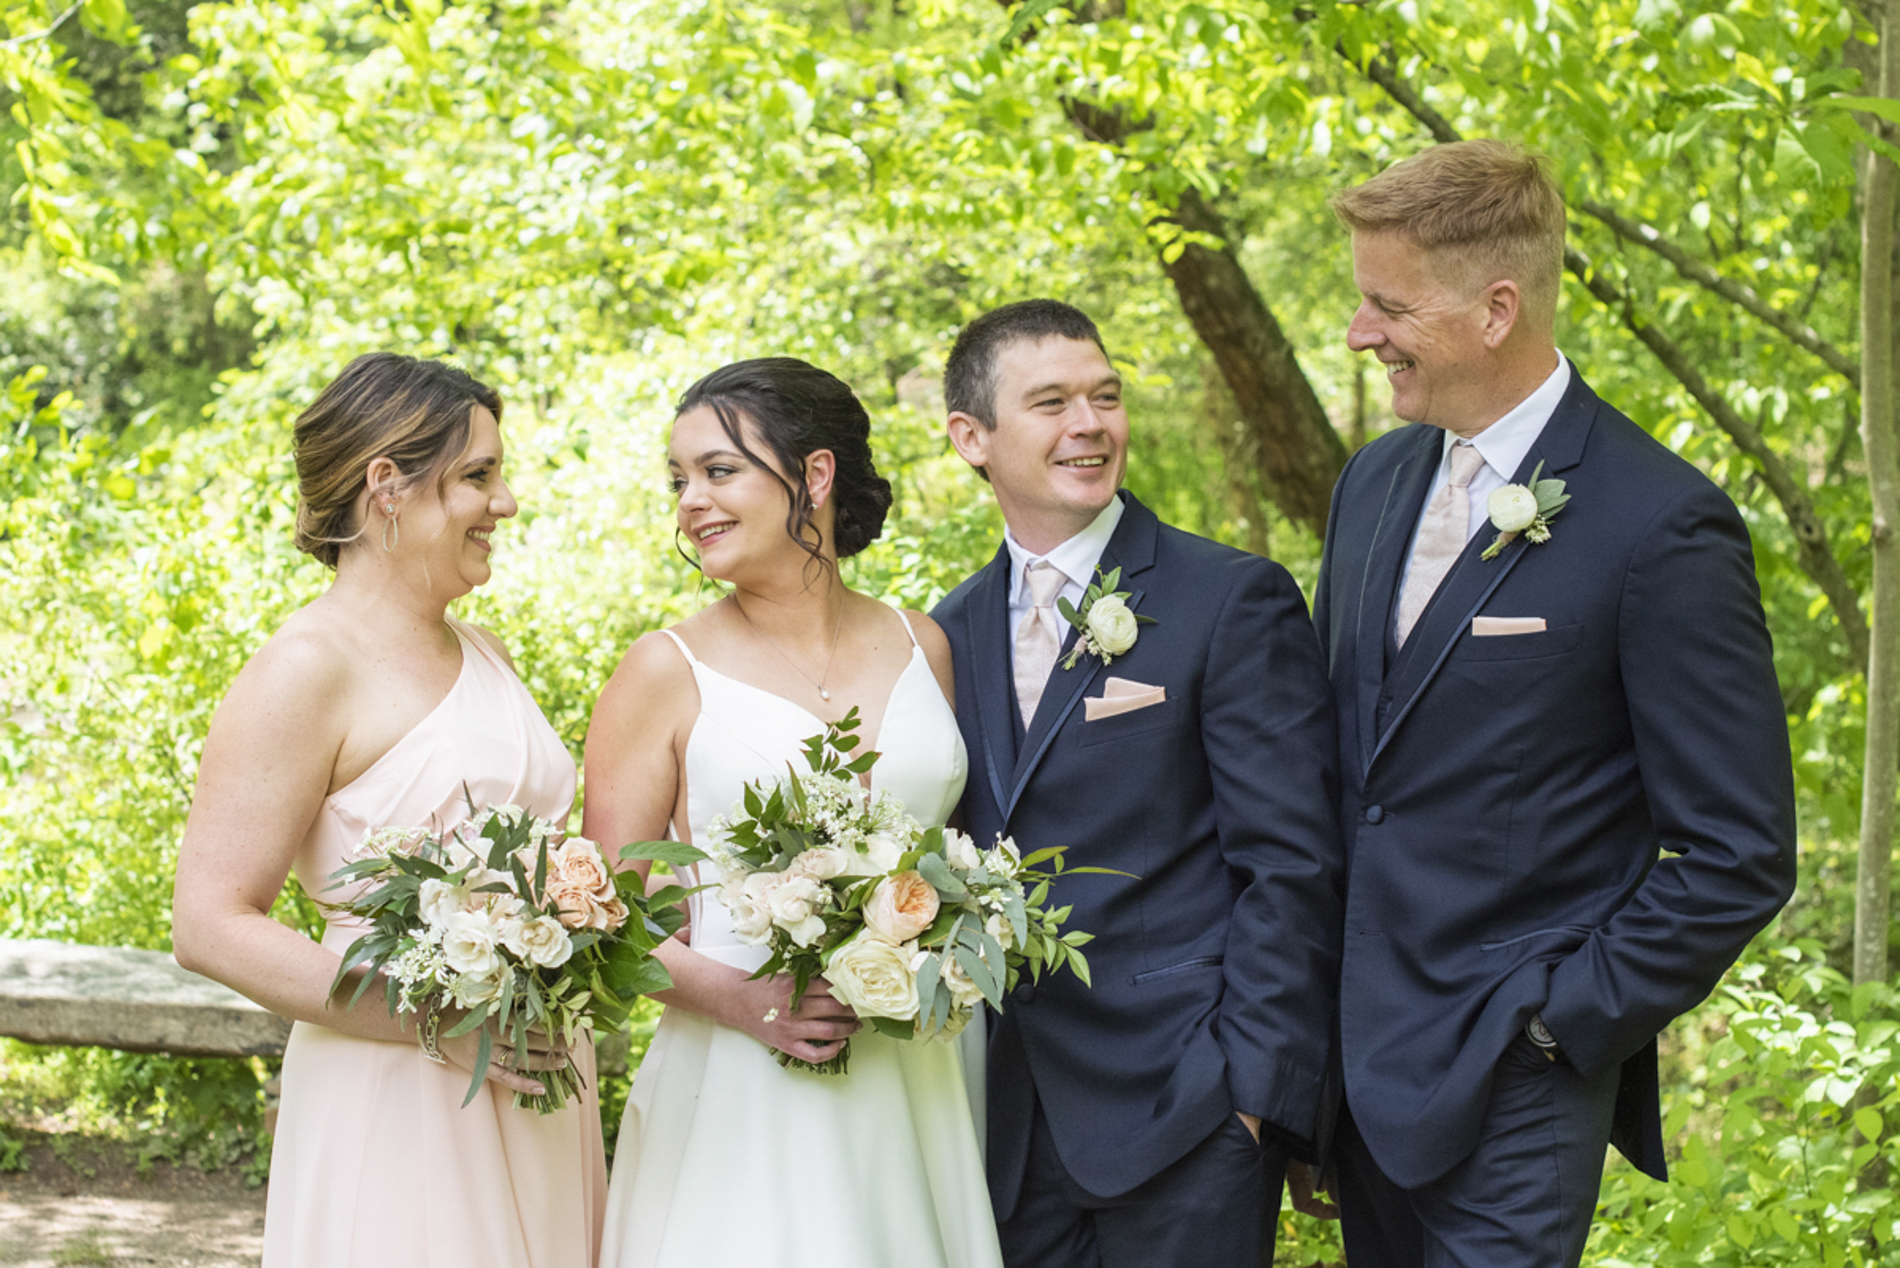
[325,800,702,1112]
[703,710,1099,1074]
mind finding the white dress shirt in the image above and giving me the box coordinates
[1004,496,1126,674]
[1397,353,1571,602]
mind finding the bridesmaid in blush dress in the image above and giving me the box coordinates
[172,353,605,1267]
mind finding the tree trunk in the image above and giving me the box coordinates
[1157,186,1349,536]
[1856,0,1900,989]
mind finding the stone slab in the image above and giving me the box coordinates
[0,939,291,1058]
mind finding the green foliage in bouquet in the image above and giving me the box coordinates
[715,711,1108,1064]
[324,801,704,1111]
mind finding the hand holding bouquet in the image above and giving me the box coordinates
[704,710,1103,1073]
[325,799,703,1112]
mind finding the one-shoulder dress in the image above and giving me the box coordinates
[599,610,1002,1268]
[263,618,607,1268]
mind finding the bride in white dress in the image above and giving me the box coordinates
[583,358,1002,1268]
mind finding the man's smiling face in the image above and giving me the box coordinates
[954,335,1128,554]
[1347,231,1495,434]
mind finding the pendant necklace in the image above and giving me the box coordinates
[732,591,846,702]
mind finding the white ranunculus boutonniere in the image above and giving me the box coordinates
[1481,461,1571,561]
[1058,566,1157,670]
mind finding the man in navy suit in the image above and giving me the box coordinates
[1310,140,1797,1266]
[932,299,1344,1267]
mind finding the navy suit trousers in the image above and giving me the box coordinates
[1336,1037,1619,1268]
[999,1093,1288,1268]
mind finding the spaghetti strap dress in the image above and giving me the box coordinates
[599,609,1001,1268]
[262,617,607,1268]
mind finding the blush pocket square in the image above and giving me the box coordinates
[1084,677,1166,721]
[1472,616,1548,636]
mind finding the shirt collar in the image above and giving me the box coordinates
[1004,495,1126,604]
[1451,351,1571,480]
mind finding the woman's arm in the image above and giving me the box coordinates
[582,630,859,1065]
[171,631,552,1094]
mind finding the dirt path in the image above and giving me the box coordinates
[0,1137,264,1268]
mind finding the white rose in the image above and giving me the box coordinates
[723,878,776,944]
[1085,594,1140,655]
[985,912,1016,953]
[939,951,988,1009]
[825,936,920,1020]
[944,830,982,872]
[862,831,906,874]
[440,911,502,976]
[789,847,850,882]
[1488,484,1539,534]
[449,965,506,1009]
[503,914,574,969]
[763,874,829,948]
[418,879,470,929]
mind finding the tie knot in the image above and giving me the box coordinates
[1025,562,1066,609]
[1447,442,1485,488]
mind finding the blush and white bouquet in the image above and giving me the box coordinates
[325,799,702,1112]
[702,710,1100,1074]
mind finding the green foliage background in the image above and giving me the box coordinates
[0,0,1893,1262]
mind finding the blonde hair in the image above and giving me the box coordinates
[292,353,502,568]
[1332,140,1566,324]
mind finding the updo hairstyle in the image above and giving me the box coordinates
[676,358,893,563]
[292,353,503,568]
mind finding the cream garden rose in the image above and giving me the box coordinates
[826,936,921,1019]
[1488,484,1540,534]
[864,871,941,944]
[763,873,829,947]
[1085,593,1141,655]
[503,913,576,969]
[440,910,504,976]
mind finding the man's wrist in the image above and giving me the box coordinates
[1525,1013,1560,1062]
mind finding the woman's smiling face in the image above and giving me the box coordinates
[669,404,806,583]
[396,404,517,598]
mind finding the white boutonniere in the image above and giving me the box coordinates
[1481,462,1571,561]
[1057,567,1156,670]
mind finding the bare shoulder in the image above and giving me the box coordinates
[905,609,957,702]
[220,614,355,727]
[590,629,699,737]
[459,621,518,672]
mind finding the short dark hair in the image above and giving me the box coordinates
[292,353,502,568]
[676,357,893,564]
[943,299,1108,430]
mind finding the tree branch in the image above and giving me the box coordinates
[1578,201,1860,388]
[1,0,85,50]
[1568,246,1871,670]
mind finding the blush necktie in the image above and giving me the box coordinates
[1395,441,1487,648]
[1014,562,1068,727]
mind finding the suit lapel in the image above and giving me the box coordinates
[1367,373,1601,774]
[1003,492,1159,824]
[1353,426,1441,771]
[964,544,1019,817]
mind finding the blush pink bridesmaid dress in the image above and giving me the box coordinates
[262,618,606,1267]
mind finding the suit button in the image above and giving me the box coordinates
[1013,982,1036,1004]
[1364,805,1385,825]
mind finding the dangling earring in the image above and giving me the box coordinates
[382,502,400,553]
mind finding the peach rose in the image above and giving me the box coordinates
[550,839,614,897]
[863,871,940,945]
[547,879,610,930]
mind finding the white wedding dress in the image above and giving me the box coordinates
[599,610,1002,1268]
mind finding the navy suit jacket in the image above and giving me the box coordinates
[1310,370,1797,1189]
[935,492,1344,1215]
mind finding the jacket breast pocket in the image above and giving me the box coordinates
[1075,695,1183,748]
[1456,623,1583,662]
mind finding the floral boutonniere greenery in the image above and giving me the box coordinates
[1480,461,1571,561]
[1057,567,1156,670]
